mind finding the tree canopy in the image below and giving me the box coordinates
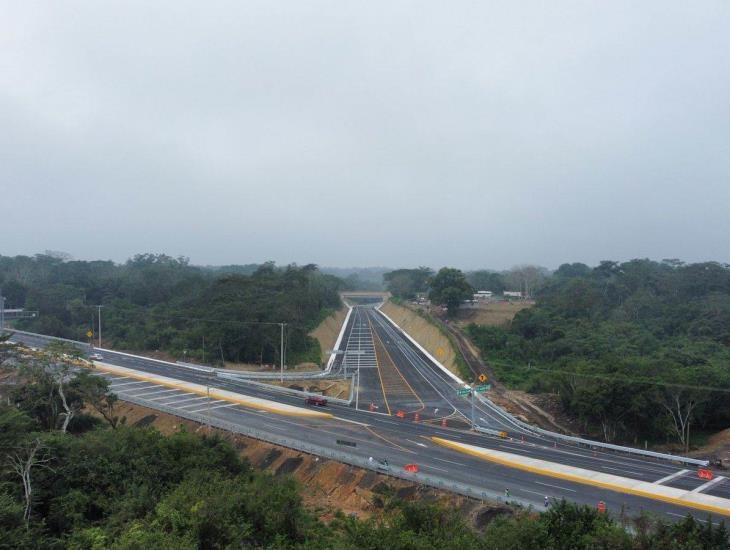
[468,259,730,447]
[0,254,344,366]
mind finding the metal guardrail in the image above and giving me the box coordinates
[11,329,709,467]
[474,393,709,467]
[119,392,537,510]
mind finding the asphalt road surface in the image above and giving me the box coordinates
[7,324,729,524]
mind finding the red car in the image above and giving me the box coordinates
[304,396,328,407]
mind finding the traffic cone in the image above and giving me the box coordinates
[414,413,420,422]
[441,418,447,428]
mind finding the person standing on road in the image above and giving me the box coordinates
[544,496,549,508]
[504,489,510,498]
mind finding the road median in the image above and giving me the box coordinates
[89,362,333,419]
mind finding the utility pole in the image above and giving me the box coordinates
[206,384,211,432]
[0,289,5,333]
[356,319,361,410]
[280,323,286,383]
[95,305,104,348]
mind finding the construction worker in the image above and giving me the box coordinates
[544,496,549,508]
[504,488,510,498]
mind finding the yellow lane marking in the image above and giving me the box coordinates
[368,315,424,412]
[90,362,333,419]
[431,437,730,517]
[366,426,415,454]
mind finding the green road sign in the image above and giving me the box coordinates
[475,384,492,392]
[456,388,471,396]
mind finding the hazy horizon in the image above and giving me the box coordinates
[3,2,729,269]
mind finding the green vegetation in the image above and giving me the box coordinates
[1,345,727,548]
[428,268,474,316]
[0,254,343,366]
[468,259,730,447]
[383,267,433,299]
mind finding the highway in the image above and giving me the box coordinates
[7,314,730,524]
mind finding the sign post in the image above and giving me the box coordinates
[457,384,492,429]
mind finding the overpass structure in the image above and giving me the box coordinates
[5,307,729,523]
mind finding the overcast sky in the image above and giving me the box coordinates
[2,1,729,270]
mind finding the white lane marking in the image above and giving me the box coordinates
[111,380,150,388]
[165,396,209,406]
[188,403,238,413]
[148,392,189,401]
[535,481,576,493]
[667,512,709,523]
[133,388,180,398]
[432,457,466,467]
[406,439,427,448]
[691,476,725,493]
[425,464,450,473]
[334,417,371,427]
[174,397,215,408]
[655,469,689,485]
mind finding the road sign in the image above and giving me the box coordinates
[457,388,471,396]
[475,384,491,392]
[478,374,487,383]
[86,330,93,338]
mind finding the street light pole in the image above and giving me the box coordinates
[280,323,286,383]
[356,321,361,410]
[95,305,104,348]
[0,289,5,332]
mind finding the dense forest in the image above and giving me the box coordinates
[467,260,730,448]
[0,253,344,366]
[1,340,727,549]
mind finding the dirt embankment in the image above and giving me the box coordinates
[268,379,352,400]
[108,401,512,526]
[380,301,462,378]
[309,307,349,364]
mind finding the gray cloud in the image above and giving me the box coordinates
[2,1,729,269]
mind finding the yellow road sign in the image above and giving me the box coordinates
[478,374,487,383]
[86,330,93,338]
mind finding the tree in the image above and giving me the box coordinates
[428,268,473,316]
[662,389,703,452]
[76,373,123,429]
[44,341,84,433]
[466,270,506,293]
[7,437,53,523]
[383,267,433,299]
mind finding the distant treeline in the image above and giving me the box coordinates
[0,253,344,365]
[467,259,730,448]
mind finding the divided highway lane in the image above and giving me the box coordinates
[8,330,728,522]
[363,308,720,494]
[90,369,726,523]
[8,330,711,489]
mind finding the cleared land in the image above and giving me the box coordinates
[453,301,534,328]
